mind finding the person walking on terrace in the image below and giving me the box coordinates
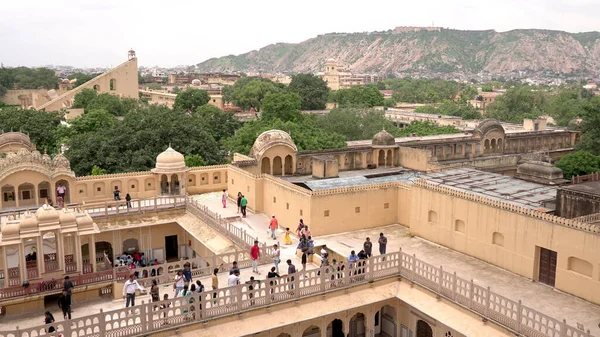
[363,237,373,258]
[58,290,71,320]
[222,189,228,208]
[237,192,242,213]
[378,232,388,259]
[269,214,278,240]
[251,240,261,274]
[123,274,146,308]
[174,270,185,297]
[240,195,248,218]
[272,244,281,274]
[296,219,305,238]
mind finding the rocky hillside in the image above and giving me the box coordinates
[196,28,600,75]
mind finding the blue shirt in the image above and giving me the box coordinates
[182,269,192,282]
[348,254,359,267]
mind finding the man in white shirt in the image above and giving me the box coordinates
[227,270,240,287]
[122,274,145,307]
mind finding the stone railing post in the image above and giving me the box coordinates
[320,266,326,292]
[98,308,106,336]
[452,272,457,301]
[516,300,522,333]
[140,300,147,333]
[137,199,142,213]
[153,197,157,212]
[438,266,443,293]
[104,201,108,218]
[560,319,567,337]
[265,280,271,306]
[485,286,491,317]
[469,279,474,309]
[294,275,301,300]
[397,247,403,275]
[411,254,417,281]
[236,284,243,311]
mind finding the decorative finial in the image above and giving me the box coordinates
[33,144,36,150]
[44,148,47,155]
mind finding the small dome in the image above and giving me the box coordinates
[249,130,297,158]
[31,150,42,162]
[61,78,71,84]
[474,119,505,137]
[191,79,201,85]
[326,58,336,63]
[36,204,59,223]
[372,129,396,146]
[59,209,77,224]
[53,153,70,168]
[76,214,94,229]
[20,213,39,232]
[0,132,33,150]
[16,148,31,162]
[1,221,20,238]
[152,146,187,173]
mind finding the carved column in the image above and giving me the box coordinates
[38,235,45,275]
[18,243,26,282]
[74,234,83,273]
[365,307,376,337]
[270,158,274,176]
[90,234,97,273]
[56,231,64,271]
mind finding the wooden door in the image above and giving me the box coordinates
[538,247,557,287]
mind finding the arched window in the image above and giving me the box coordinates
[110,78,116,91]
[428,210,438,223]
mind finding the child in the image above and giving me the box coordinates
[284,227,293,245]
[44,311,56,333]
[160,294,171,325]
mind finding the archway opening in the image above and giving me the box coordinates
[55,179,70,205]
[1,184,16,208]
[284,155,293,175]
[123,238,139,255]
[110,78,117,91]
[379,305,397,337]
[497,138,503,152]
[327,319,344,337]
[170,174,180,195]
[416,320,433,337]
[378,150,385,167]
[42,232,57,272]
[484,139,490,153]
[38,181,50,205]
[160,174,169,194]
[24,238,38,279]
[272,156,283,176]
[349,313,365,337]
[93,84,100,91]
[386,149,393,166]
[261,157,271,174]
[490,139,496,152]
[17,183,36,208]
[302,325,320,337]
[96,241,113,271]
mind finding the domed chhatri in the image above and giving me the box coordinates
[249,130,297,159]
[35,204,60,223]
[372,129,396,147]
[152,146,189,174]
[191,79,201,86]
[474,119,505,137]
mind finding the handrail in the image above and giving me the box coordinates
[0,249,593,337]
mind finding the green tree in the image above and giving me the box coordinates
[0,108,63,151]
[576,96,600,155]
[55,109,116,142]
[288,74,329,110]
[194,104,241,142]
[91,165,107,176]
[459,86,478,103]
[485,86,545,122]
[555,151,600,179]
[383,98,397,108]
[145,83,163,90]
[0,67,58,90]
[72,88,98,109]
[261,92,302,122]
[184,154,206,167]
[234,80,281,111]
[87,93,124,115]
[173,88,210,112]
[318,108,396,141]
[415,100,481,120]
[330,85,384,107]
[172,86,182,94]
[385,78,462,103]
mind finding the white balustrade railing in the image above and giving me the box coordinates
[0,249,593,337]
[81,195,187,218]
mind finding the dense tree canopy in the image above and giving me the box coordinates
[329,85,384,107]
[288,74,329,110]
[0,108,63,152]
[173,88,210,112]
[383,78,463,103]
[0,67,59,96]
[67,73,99,88]
[555,151,600,179]
[193,104,241,143]
[72,88,97,109]
[261,92,302,122]
[485,86,546,122]
[415,100,481,120]
[575,96,600,155]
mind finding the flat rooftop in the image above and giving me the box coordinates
[421,167,557,210]
[346,132,472,147]
[280,167,423,190]
[560,181,600,196]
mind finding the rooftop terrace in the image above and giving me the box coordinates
[420,167,557,210]
[280,167,422,190]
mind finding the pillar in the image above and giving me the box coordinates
[270,158,274,176]
[50,181,56,204]
[15,190,20,209]
[365,309,376,337]
[18,243,26,282]
[383,152,387,168]
[38,236,45,275]
[90,234,97,272]
[343,319,350,337]
[321,317,327,337]
[2,247,8,288]
[75,235,83,273]
[57,231,64,271]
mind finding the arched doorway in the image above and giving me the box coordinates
[170,174,180,195]
[302,325,320,337]
[96,241,113,270]
[416,320,433,337]
[378,150,385,167]
[327,319,344,337]
[386,149,393,166]
[160,175,169,194]
[497,138,503,152]
[2,184,16,208]
[261,157,271,174]
[38,181,50,205]
[349,313,365,337]
[284,155,293,175]
[123,238,139,254]
[55,179,70,205]
[272,156,283,176]
[484,139,490,153]
[42,232,58,272]
[24,238,38,278]
[490,139,496,153]
[17,183,36,208]
[378,305,397,337]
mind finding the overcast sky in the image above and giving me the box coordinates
[1,0,598,68]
